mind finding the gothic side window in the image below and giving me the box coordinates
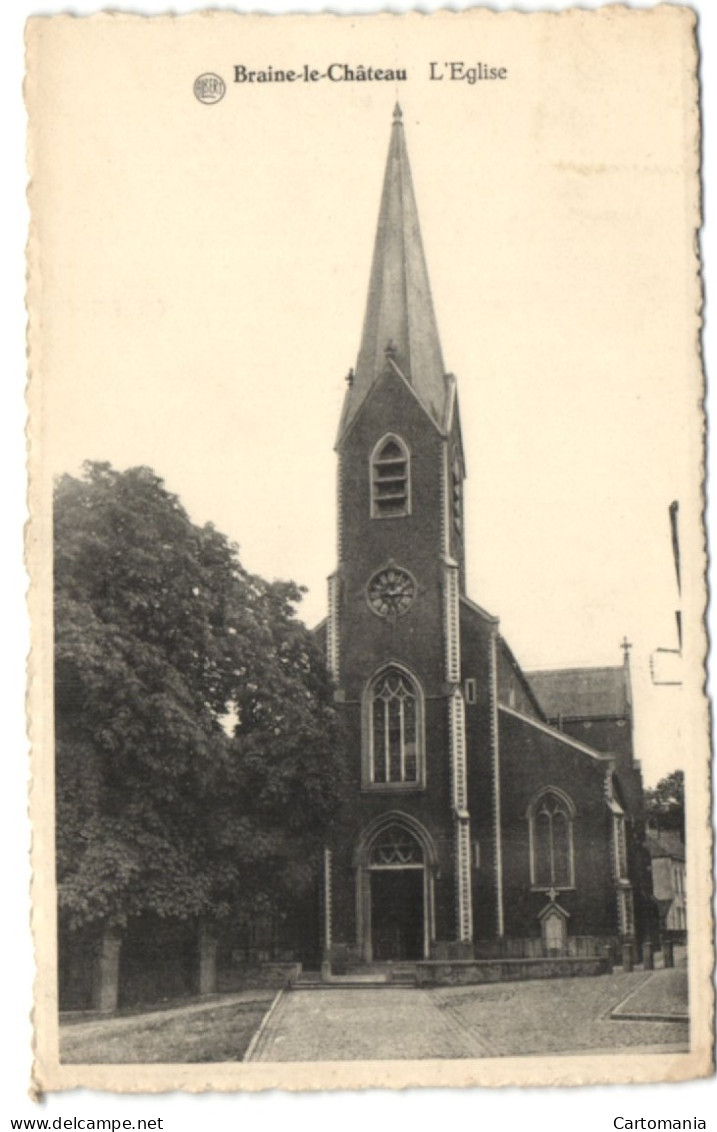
[371,435,410,518]
[529,789,575,889]
[367,667,424,786]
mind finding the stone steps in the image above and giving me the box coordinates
[292,980,417,990]
[292,968,417,990]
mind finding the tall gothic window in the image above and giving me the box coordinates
[529,789,575,889]
[367,667,423,786]
[371,435,410,518]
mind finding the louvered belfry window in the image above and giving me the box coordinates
[372,436,410,517]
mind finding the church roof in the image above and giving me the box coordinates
[526,665,630,720]
[645,830,686,862]
[338,105,447,441]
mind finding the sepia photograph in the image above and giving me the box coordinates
[23,3,711,1096]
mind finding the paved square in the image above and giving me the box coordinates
[249,973,689,1061]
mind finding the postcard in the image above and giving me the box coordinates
[26,6,711,1093]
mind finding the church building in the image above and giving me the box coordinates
[319,106,651,968]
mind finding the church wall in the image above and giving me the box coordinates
[561,717,631,760]
[460,608,499,940]
[560,717,644,820]
[559,716,650,941]
[497,711,619,941]
[496,644,543,719]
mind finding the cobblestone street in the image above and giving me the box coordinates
[249,970,689,1061]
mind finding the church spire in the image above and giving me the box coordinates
[339,107,447,439]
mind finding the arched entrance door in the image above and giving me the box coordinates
[370,825,424,960]
[355,817,436,962]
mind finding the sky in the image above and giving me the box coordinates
[32,8,702,784]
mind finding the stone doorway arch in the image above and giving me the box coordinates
[354,812,438,962]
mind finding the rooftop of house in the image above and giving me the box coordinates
[645,829,686,861]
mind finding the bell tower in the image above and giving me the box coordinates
[326,107,473,964]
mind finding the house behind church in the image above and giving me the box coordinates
[645,829,686,942]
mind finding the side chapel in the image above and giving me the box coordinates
[318,106,651,966]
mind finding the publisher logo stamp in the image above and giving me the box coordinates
[194,73,226,104]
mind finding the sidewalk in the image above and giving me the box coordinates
[610,969,689,1023]
[60,990,275,1064]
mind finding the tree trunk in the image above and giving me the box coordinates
[198,921,218,996]
[92,929,122,1013]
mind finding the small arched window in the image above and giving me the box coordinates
[371,435,411,518]
[528,789,576,889]
[366,666,424,787]
[452,452,463,534]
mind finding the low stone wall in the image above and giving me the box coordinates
[469,936,615,961]
[217,962,301,992]
[415,955,610,987]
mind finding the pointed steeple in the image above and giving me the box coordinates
[339,107,447,439]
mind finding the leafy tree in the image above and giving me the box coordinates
[55,462,344,934]
[644,770,685,840]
